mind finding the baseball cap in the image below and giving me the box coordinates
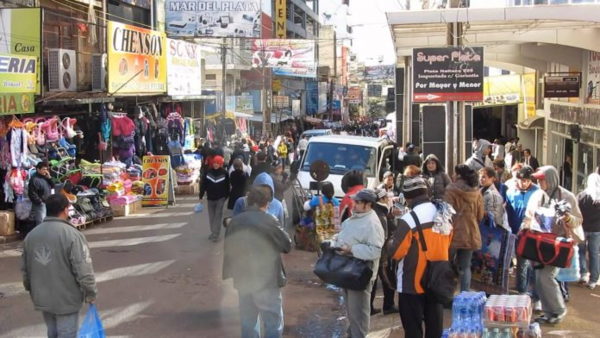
[351,189,378,203]
[271,159,283,168]
[374,189,388,201]
[531,169,546,180]
[516,166,534,180]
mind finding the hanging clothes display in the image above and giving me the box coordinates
[111,113,136,167]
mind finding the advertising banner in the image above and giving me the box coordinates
[142,155,171,207]
[306,81,318,114]
[481,74,521,106]
[0,54,37,93]
[544,73,581,98]
[165,0,261,38]
[236,95,254,112]
[275,0,286,38]
[166,39,202,96]
[0,8,41,94]
[347,87,362,104]
[413,47,484,102]
[523,73,537,118]
[108,21,167,94]
[586,51,600,105]
[0,93,34,115]
[364,65,395,81]
[252,39,316,78]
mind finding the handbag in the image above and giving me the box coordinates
[410,211,457,306]
[516,229,575,268]
[313,247,373,291]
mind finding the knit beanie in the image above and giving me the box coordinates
[403,176,428,200]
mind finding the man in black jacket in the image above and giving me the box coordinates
[223,185,292,338]
[250,152,271,184]
[28,162,55,227]
[199,156,230,242]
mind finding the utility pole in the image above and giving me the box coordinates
[221,38,227,130]
[261,46,271,138]
[446,0,463,173]
[329,32,337,122]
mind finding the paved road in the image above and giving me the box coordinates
[1,195,600,337]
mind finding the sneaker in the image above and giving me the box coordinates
[208,234,217,241]
[383,306,399,315]
[588,282,597,290]
[533,301,542,312]
[580,273,590,285]
[535,311,567,325]
[370,308,381,316]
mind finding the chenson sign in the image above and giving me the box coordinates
[412,47,484,102]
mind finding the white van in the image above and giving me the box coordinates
[296,135,394,198]
[300,129,333,140]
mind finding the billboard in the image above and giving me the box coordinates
[251,39,316,78]
[364,65,395,81]
[413,47,484,102]
[586,51,600,105]
[166,39,201,96]
[165,0,261,38]
[108,21,167,94]
[0,54,37,93]
[0,8,41,94]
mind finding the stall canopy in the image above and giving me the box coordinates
[518,116,545,130]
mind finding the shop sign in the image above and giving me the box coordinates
[306,81,318,115]
[142,155,171,207]
[364,65,395,81]
[165,0,261,38]
[251,39,316,78]
[586,51,600,105]
[523,73,537,118]
[236,95,254,112]
[166,39,201,96]
[273,95,289,108]
[476,74,521,107]
[107,21,167,94]
[0,93,34,115]
[549,103,600,128]
[0,8,42,94]
[226,96,236,111]
[543,73,581,98]
[292,99,300,117]
[347,87,362,103]
[412,47,484,102]
[275,0,286,38]
[272,79,281,92]
[0,54,37,93]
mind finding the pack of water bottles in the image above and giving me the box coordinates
[442,291,487,338]
[483,295,532,328]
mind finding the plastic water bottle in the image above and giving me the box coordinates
[482,328,490,338]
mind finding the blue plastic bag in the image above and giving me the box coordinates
[194,202,204,213]
[78,304,105,338]
[556,248,581,282]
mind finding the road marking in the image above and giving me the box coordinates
[124,212,194,218]
[0,249,21,258]
[85,222,187,235]
[0,260,176,298]
[88,234,181,249]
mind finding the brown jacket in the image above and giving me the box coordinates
[444,180,485,250]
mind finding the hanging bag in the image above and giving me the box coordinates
[313,246,374,291]
[410,211,457,306]
[78,304,105,338]
[516,229,575,268]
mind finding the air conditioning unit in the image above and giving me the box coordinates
[92,53,107,91]
[48,49,77,92]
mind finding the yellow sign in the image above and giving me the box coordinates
[482,74,521,106]
[0,54,37,93]
[523,73,536,118]
[0,93,34,115]
[107,21,167,94]
[272,79,281,92]
[275,0,286,38]
[142,155,171,207]
[0,8,42,94]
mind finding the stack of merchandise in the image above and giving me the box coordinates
[175,154,201,186]
[443,292,487,338]
[70,189,114,226]
[78,160,127,188]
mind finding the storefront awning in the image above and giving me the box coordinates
[38,92,116,105]
[518,116,545,130]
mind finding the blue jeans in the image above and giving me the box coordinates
[579,232,600,283]
[516,257,531,294]
[451,249,473,292]
[42,311,79,338]
[238,288,284,338]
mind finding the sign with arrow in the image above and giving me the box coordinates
[412,47,484,103]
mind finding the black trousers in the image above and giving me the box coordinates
[371,262,396,310]
[398,293,443,338]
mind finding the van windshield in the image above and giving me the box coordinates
[301,142,377,176]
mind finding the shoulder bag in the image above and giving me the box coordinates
[313,247,374,291]
[410,211,457,305]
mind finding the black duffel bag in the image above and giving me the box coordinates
[314,247,373,291]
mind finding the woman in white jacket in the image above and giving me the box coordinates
[331,189,385,338]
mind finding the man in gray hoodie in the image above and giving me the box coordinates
[466,138,493,171]
[22,193,97,338]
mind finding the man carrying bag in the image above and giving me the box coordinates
[387,177,453,338]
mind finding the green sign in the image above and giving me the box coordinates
[0,93,34,115]
[0,8,41,94]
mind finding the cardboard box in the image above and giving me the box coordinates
[111,200,142,217]
[175,184,199,196]
[0,211,15,236]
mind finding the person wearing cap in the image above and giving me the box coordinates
[421,154,451,200]
[523,166,583,324]
[329,189,385,338]
[199,155,230,242]
[22,193,97,337]
[403,143,422,168]
[505,165,540,295]
[388,177,451,338]
[377,171,400,197]
[444,164,485,292]
[370,189,398,316]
